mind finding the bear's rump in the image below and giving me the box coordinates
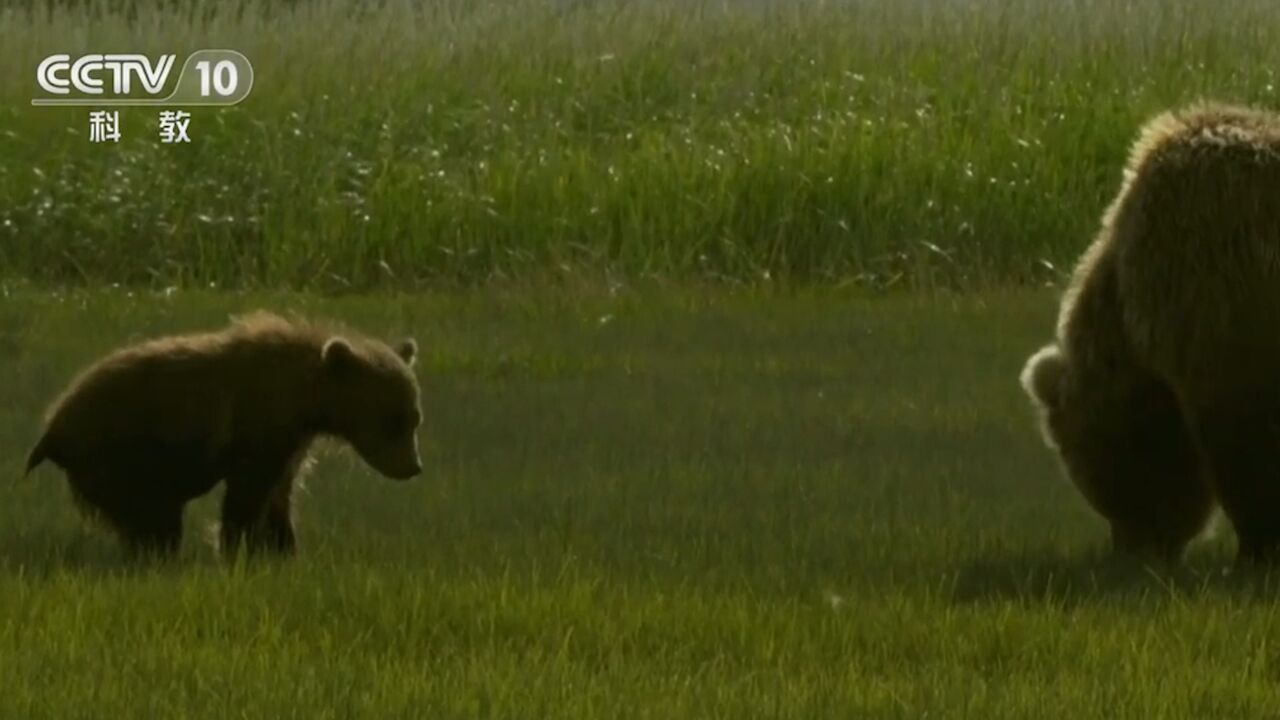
[57,436,225,504]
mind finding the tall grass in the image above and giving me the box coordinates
[2,0,1279,289]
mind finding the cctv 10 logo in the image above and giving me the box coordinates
[33,50,253,106]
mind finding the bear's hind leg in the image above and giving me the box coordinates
[67,472,184,559]
[118,504,184,559]
[1188,399,1280,564]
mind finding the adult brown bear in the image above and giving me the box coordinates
[1022,102,1280,564]
[25,311,423,559]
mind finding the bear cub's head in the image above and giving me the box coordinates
[320,335,423,481]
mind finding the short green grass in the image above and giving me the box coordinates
[2,287,1278,719]
[4,0,1280,289]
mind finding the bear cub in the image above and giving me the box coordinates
[25,311,423,559]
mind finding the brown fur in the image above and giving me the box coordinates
[1022,102,1280,564]
[26,311,423,559]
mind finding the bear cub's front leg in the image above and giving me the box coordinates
[220,468,298,560]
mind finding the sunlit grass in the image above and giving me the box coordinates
[1,287,1279,717]
[2,0,1279,289]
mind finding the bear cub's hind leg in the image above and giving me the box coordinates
[121,504,185,559]
[67,471,185,559]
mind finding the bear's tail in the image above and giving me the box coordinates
[24,435,48,476]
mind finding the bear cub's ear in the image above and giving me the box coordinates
[322,337,360,374]
[396,339,417,366]
[1020,344,1067,409]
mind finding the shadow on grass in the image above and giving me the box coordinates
[0,530,211,578]
[950,544,1280,606]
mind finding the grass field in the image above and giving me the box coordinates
[3,0,1280,288]
[6,0,1280,717]
[2,288,1278,718]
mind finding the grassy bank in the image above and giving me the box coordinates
[2,0,1279,289]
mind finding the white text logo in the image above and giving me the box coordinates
[33,50,253,107]
[37,54,176,96]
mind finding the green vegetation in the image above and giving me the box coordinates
[3,2,1278,717]
[1,289,1276,718]
[3,0,1280,289]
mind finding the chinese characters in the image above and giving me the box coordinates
[87,110,193,144]
[88,110,120,143]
